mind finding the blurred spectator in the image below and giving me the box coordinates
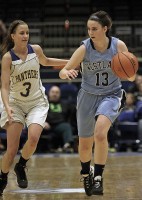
[43,85,75,153]
[134,82,142,120]
[132,83,142,151]
[128,74,142,95]
[117,93,136,122]
[136,82,142,101]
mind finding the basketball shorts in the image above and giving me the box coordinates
[77,88,126,137]
[0,97,49,129]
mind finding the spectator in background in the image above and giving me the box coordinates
[135,82,142,120]
[136,83,142,151]
[126,74,142,123]
[136,82,142,101]
[128,73,142,95]
[43,85,75,153]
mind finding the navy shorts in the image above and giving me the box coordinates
[77,88,126,137]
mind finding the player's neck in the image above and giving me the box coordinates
[93,36,109,53]
[13,45,28,55]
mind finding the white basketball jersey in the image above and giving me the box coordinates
[9,44,46,101]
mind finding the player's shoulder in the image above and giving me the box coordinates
[117,39,126,46]
[110,36,120,46]
[80,38,91,52]
[79,44,86,50]
[117,39,128,52]
[2,51,12,63]
[30,44,42,52]
[81,38,90,46]
[30,44,43,56]
[74,44,86,57]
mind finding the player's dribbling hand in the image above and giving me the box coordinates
[126,74,136,82]
[6,106,14,124]
[65,69,78,80]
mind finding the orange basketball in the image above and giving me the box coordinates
[111,52,139,79]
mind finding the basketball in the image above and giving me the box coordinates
[111,52,139,79]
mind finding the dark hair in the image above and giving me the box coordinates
[88,10,112,37]
[1,20,27,56]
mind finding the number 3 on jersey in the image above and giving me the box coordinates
[20,82,31,97]
[95,72,109,86]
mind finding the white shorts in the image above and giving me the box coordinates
[0,97,49,129]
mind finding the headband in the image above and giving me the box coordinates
[89,16,100,21]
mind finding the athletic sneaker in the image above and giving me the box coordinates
[92,175,103,195]
[14,163,28,188]
[0,174,7,195]
[80,166,94,196]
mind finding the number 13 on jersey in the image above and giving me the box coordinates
[95,72,109,86]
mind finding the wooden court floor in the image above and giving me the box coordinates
[0,152,142,200]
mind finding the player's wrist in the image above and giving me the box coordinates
[59,69,68,79]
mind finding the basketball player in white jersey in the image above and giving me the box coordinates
[59,11,136,196]
[0,20,69,195]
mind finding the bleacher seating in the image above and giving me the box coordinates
[0,0,141,22]
[115,122,139,152]
[0,0,141,77]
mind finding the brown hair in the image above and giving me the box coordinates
[88,10,112,37]
[1,20,27,56]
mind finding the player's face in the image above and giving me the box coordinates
[11,24,29,46]
[87,20,107,42]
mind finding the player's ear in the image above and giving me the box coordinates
[11,33,14,40]
[104,26,107,33]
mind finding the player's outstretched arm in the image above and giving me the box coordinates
[32,44,69,66]
[59,45,86,80]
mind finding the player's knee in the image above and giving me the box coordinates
[94,124,108,142]
[28,135,39,146]
[79,142,92,152]
[94,131,107,142]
